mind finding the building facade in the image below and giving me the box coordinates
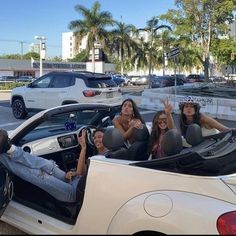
[62,32,87,60]
[0,59,115,78]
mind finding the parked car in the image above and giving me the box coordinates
[1,103,236,234]
[133,75,149,85]
[128,75,141,85]
[16,76,34,83]
[0,76,17,83]
[171,74,187,83]
[209,76,226,83]
[150,76,184,88]
[111,74,125,87]
[186,74,205,83]
[11,71,122,119]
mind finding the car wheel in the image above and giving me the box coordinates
[12,99,27,119]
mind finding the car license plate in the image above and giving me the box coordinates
[106,92,113,98]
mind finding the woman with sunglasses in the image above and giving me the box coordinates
[148,99,176,159]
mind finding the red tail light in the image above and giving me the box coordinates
[83,90,101,97]
[217,211,236,235]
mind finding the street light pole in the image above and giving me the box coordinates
[34,35,46,77]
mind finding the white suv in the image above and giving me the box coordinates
[11,71,122,119]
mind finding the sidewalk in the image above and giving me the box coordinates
[0,91,11,101]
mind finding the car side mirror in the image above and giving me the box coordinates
[27,83,33,88]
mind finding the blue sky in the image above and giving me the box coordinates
[0,0,176,57]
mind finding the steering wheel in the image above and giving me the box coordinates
[77,125,97,147]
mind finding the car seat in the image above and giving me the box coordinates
[185,124,203,146]
[127,125,150,161]
[161,129,183,156]
[103,128,130,160]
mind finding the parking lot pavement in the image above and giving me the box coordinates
[0,91,11,101]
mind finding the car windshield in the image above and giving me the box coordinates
[18,108,110,144]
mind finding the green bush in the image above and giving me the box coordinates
[0,82,29,90]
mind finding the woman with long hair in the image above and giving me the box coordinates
[112,98,145,144]
[179,96,230,137]
[148,99,176,159]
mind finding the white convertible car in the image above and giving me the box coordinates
[0,103,236,235]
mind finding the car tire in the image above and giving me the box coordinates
[12,98,27,119]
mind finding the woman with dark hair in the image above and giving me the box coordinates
[112,98,145,144]
[179,96,230,137]
[148,99,176,159]
[92,128,108,155]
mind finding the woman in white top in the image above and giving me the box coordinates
[179,96,230,137]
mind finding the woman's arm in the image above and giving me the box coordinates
[112,116,134,141]
[163,99,176,129]
[201,114,230,132]
[76,129,87,176]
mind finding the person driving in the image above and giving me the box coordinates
[0,128,105,203]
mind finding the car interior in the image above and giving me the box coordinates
[6,107,236,225]
[132,126,236,177]
[8,106,119,225]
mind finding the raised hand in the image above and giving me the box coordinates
[78,129,87,150]
[162,98,173,115]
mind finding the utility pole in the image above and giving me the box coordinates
[35,36,46,77]
[0,39,26,57]
[19,41,25,58]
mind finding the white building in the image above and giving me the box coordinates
[29,43,40,54]
[62,32,87,60]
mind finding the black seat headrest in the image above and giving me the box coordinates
[132,124,150,141]
[102,128,124,151]
[185,124,203,146]
[162,129,183,156]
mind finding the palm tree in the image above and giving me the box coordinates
[108,21,137,75]
[131,37,150,73]
[68,1,113,72]
[138,16,171,87]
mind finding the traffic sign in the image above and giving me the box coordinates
[166,47,181,59]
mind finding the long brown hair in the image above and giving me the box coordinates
[120,98,145,124]
[148,111,168,154]
[179,103,201,137]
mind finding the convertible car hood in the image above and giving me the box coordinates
[221,174,236,195]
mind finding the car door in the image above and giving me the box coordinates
[0,163,13,217]
[24,74,54,109]
[46,74,76,108]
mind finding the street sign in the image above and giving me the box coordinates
[166,47,181,59]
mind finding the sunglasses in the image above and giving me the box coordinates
[157,118,167,124]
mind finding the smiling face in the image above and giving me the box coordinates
[93,131,105,150]
[121,100,134,117]
[155,113,168,131]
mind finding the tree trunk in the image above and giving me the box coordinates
[203,57,210,82]
[92,46,95,73]
[148,50,152,88]
[120,48,124,76]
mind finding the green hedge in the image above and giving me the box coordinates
[0,82,29,90]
